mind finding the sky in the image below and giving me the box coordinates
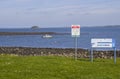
[0,0,120,28]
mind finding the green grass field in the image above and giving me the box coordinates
[0,54,120,79]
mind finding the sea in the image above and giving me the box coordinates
[0,27,120,50]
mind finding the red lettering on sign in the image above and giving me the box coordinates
[72,25,80,28]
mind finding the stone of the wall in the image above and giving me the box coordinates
[0,47,120,58]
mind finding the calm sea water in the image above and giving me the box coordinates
[0,27,120,49]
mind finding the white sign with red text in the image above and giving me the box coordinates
[71,25,80,37]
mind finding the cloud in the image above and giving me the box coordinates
[1,0,120,16]
[0,0,120,27]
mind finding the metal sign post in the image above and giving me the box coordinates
[90,48,93,62]
[75,37,78,60]
[114,47,116,64]
[71,25,80,60]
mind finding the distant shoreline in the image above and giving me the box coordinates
[0,32,69,35]
[0,32,89,36]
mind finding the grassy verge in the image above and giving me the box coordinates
[0,54,120,79]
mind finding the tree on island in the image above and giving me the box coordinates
[31,26,39,29]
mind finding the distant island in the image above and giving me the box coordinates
[31,26,39,29]
[82,25,120,27]
[103,25,120,27]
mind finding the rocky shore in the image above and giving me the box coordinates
[0,32,69,35]
[0,32,89,36]
[0,47,120,58]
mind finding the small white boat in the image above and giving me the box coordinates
[42,34,53,38]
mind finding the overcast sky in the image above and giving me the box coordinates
[0,0,120,28]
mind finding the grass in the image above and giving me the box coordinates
[0,54,120,79]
